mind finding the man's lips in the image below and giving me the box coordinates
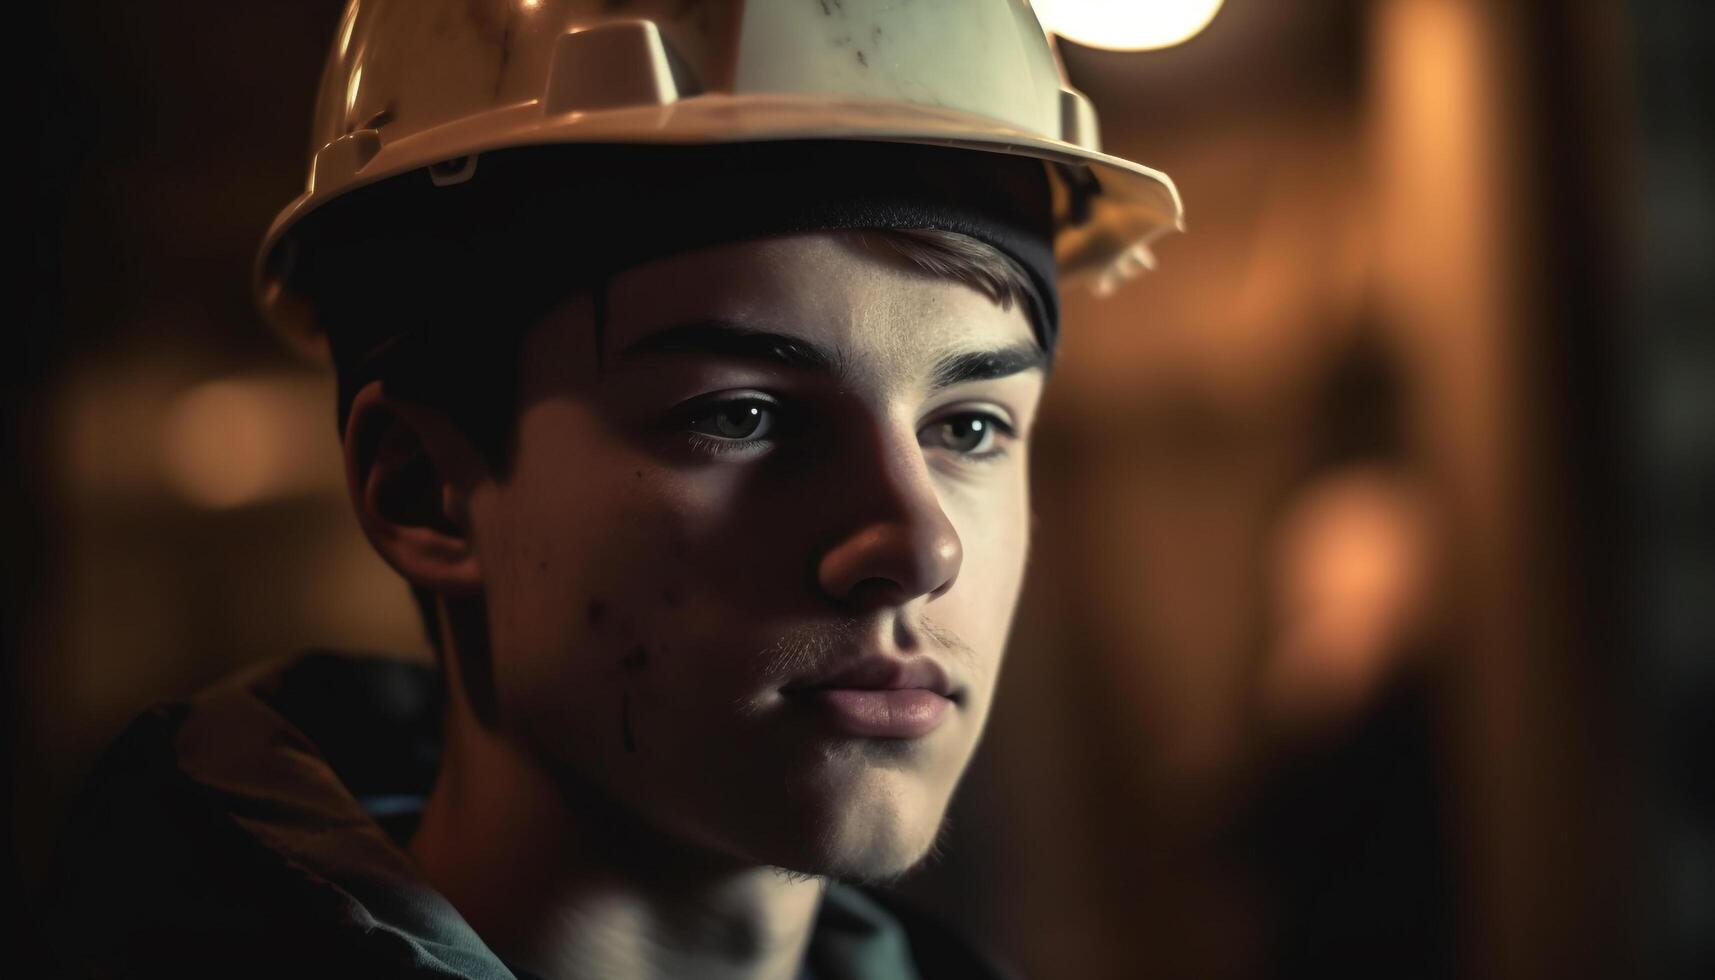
[780,653,957,699]
[792,688,952,738]
[780,654,958,738]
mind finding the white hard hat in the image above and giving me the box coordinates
[255,0,1183,354]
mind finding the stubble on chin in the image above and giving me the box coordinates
[769,805,957,888]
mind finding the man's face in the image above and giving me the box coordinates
[466,231,1044,880]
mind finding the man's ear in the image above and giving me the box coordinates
[343,380,485,595]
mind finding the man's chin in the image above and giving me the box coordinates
[756,811,952,888]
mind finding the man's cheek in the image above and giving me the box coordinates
[678,497,825,611]
[568,590,675,756]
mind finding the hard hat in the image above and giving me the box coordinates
[255,0,1184,357]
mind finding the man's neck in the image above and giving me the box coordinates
[408,704,825,980]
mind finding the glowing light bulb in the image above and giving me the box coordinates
[1033,0,1225,52]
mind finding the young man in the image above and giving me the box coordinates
[50,2,1180,977]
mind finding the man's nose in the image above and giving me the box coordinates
[816,433,963,611]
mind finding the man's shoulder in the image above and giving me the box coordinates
[43,652,504,979]
[42,696,382,976]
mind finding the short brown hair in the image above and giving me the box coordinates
[865,228,1044,326]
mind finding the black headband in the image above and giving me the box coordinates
[288,141,1060,417]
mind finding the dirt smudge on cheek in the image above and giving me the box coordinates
[587,599,608,627]
[622,645,649,672]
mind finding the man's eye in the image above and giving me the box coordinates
[920,412,1014,458]
[686,400,775,441]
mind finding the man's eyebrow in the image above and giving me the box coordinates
[928,341,1049,393]
[614,320,846,377]
[613,319,1046,391]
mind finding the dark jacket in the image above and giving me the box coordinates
[48,652,1016,980]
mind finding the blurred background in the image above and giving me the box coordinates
[8,1,1711,978]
